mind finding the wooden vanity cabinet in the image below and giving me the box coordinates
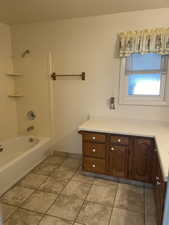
[80,131,154,183]
[79,130,166,225]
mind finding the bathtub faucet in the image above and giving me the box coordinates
[0,145,4,152]
[27,126,34,132]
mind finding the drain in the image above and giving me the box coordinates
[29,137,34,143]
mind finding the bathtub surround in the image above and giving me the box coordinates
[0,23,18,140]
[0,155,156,225]
[11,7,169,154]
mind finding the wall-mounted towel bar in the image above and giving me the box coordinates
[50,72,85,81]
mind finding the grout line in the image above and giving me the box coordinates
[144,187,146,225]
[38,214,74,225]
[31,164,59,177]
[73,179,94,225]
[37,214,46,225]
[1,157,81,224]
[37,192,61,224]
[2,157,150,225]
[144,187,157,225]
[13,206,44,216]
[112,185,145,218]
[38,166,81,218]
[0,187,37,209]
[18,175,49,191]
[2,205,18,223]
[0,157,65,199]
[1,164,60,209]
[107,182,119,225]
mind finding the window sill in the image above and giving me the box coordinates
[119,99,169,106]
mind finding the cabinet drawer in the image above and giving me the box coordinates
[83,157,105,174]
[84,143,106,159]
[110,135,129,145]
[83,132,106,143]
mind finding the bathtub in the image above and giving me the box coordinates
[0,136,51,196]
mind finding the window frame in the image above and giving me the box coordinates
[119,54,169,106]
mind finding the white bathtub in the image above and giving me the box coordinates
[0,136,51,196]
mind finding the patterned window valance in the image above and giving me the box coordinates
[119,28,169,57]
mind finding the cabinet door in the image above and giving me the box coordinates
[131,137,153,182]
[107,145,128,178]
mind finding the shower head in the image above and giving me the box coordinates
[22,49,30,58]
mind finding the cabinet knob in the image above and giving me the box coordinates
[92,137,96,140]
[156,176,160,181]
[118,139,121,142]
[92,164,96,168]
[111,147,115,151]
[156,181,160,185]
[92,149,96,152]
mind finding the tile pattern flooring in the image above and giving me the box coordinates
[0,155,157,225]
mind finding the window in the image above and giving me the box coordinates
[119,53,169,106]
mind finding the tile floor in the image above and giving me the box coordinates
[0,155,157,225]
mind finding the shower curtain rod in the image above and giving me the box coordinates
[50,72,85,81]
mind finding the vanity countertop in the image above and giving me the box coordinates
[78,118,169,181]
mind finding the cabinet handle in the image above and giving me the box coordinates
[92,149,96,152]
[117,139,121,142]
[92,164,96,168]
[92,137,96,140]
[156,176,160,181]
[157,181,160,185]
[111,147,115,151]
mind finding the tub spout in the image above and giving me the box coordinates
[27,126,34,132]
[0,145,4,152]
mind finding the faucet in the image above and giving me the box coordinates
[0,145,3,152]
[27,126,34,132]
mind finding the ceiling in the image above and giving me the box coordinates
[0,0,169,25]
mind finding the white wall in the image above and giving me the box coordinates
[11,51,51,137]
[0,23,18,140]
[11,8,169,153]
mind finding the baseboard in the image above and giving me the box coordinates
[51,150,82,160]
[82,171,154,188]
